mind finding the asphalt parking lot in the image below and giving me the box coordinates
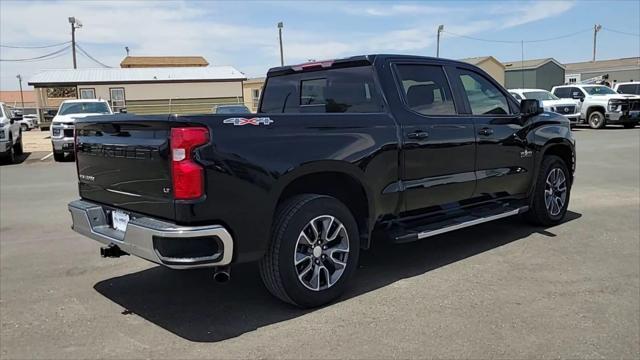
[1,127,638,359]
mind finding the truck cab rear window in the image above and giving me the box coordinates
[260,66,384,113]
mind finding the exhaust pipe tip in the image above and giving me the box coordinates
[213,266,231,283]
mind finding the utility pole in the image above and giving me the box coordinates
[16,75,24,113]
[277,22,284,66]
[436,25,444,57]
[68,17,82,69]
[592,24,602,62]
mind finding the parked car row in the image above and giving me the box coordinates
[508,81,640,129]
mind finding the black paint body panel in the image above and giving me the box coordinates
[73,55,575,263]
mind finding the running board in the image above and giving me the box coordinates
[390,205,528,243]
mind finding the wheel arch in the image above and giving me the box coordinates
[538,139,575,186]
[586,105,606,118]
[273,161,374,249]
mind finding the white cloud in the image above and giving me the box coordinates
[343,3,455,17]
[0,0,580,90]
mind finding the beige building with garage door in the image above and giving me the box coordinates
[28,66,246,123]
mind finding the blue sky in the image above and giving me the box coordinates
[1,0,639,90]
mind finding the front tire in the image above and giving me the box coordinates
[260,194,360,308]
[525,155,571,226]
[588,110,606,129]
[53,151,65,162]
[623,123,637,129]
[14,133,23,155]
[2,142,15,164]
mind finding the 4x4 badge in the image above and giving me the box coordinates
[223,117,274,126]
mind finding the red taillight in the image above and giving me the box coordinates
[170,127,209,200]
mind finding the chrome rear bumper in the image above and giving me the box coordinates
[68,199,233,269]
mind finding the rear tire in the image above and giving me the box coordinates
[53,151,65,162]
[525,155,571,226]
[259,194,360,308]
[588,110,605,129]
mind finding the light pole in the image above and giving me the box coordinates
[277,22,284,66]
[592,24,602,62]
[436,25,444,57]
[68,17,82,69]
[16,75,24,113]
[125,46,130,56]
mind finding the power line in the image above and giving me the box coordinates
[0,45,71,61]
[76,44,112,68]
[10,49,72,63]
[602,27,640,37]
[0,41,71,49]
[442,28,592,44]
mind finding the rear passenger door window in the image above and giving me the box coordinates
[457,70,511,115]
[395,64,456,116]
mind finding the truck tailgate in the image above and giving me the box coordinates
[75,116,175,220]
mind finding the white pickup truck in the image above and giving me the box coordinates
[552,84,640,129]
[509,88,581,124]
[50,99,113,161]
[0,102,23,164]
[613,82,640,95]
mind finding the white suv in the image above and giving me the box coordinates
[51,99,113,161]
[552,84,640,129]
[509,88,581,124]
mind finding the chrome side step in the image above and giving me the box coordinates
[417,207,523,239]
[391,205,528,243]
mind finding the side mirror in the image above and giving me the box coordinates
[571,92,583,100]
[119,108,127,114]
[9,119,15,125]
[520,99,542,117]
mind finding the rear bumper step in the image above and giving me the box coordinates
[391,204,528,243]
[68,199,234,269]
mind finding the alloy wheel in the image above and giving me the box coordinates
[294,215,349,291]
[544,168,567,216]
[589,113,603,128]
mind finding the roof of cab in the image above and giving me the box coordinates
[266,54,472,76]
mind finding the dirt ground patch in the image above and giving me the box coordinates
[21,130,51,153]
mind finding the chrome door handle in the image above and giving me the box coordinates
[407,131,429,140]
[478,127,494,136]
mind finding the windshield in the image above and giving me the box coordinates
[59,102,110,115]
[583,86,617,95]
[216,105,249,114]
[523,91,559,101]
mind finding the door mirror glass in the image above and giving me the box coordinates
[571,91,583,100]
[520,99,542,117]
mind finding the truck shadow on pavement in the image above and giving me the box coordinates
[94,211,581,342]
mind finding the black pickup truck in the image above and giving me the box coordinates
[69,54,575,307]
